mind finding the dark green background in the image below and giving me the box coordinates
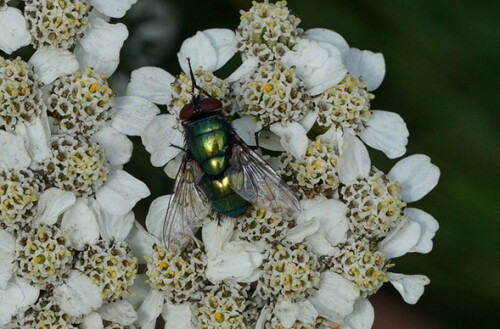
[121,1,499,328]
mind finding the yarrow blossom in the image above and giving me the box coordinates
[125,1,440,329]
[0,1,150,327]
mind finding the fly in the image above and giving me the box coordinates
[163,60,300,250]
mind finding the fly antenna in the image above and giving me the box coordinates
[186,58,212,97]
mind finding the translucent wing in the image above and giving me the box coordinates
[162,155,210,252]
[226,138,301,217]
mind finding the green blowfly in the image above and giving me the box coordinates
[163,62,300,250]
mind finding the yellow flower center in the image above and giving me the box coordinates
[263,83,274,92]
[214,312,224,323]
[33,255,46,264]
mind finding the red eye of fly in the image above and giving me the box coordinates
[198,97,222,112]
[179,103,195,120]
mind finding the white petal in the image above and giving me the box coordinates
[255,305,271,329]
[94,126,133,165]
[378,219,421,259]
[0,277,39,325]
[203,29,237,69]
[61,199,100,250]
[338,135,371,185]
[96,170,150,216]
[13,277,40,309]
[141,114,184,167]
[270,122,308,158]
[308,272,360,323]
[388,154,440,202]
[126,221,159,263]
[299,110,318,133]
[178,29,236,73]
[164,152,183,179]
[318,125,343,144]
[225,57,259,83]
[178,31,217,73]
[97,208,135,242]
[34,188,76,226]
[274,299,299,328]
[89,0,138,18]
[133,289,164,328]
[0,130,31,170]
[206,241,263,283]
[344,299,375,329]
[0,230,15,289]
[282,39,347,96]
[232,116,262,147]
[295,299,319,325]
[304,28,350,57]
[53,270,102,317]
[405,208,439,254]
[80,312,104,329]
[74,18,128,76]
[126,67,174,105]
[16,115,52,163]
[302,199,349,246]
[112,96,161,136]
[202,219,235,253]
[358,110,409,158]
[387,272,430,304]
[0,7,31,54]
[346,48,385,91]
[257,130,285,152]
[29,48,79,84]
[162,303,192,329]
[305,233,335,256]
[145,195,170,240]
[284,219,320,243]
[98,300,137,325]
[126,274,150,309]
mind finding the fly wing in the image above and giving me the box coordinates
[162,155,209,252]
[226,138,300,217]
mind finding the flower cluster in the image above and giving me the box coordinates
[0,1,150,327]
[127,1,440,328]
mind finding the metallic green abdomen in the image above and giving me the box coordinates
[199,175,250,217]
[186,115,230,176]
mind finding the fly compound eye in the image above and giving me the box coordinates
[198,98,223,113]
[179,103,195,120]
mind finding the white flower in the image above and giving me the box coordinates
[304,28,385,91]
[89,0,138,19]
[304,28,409,158]
[127,29,238,173]
[292,197,349,256]
[203,220,263,283]
[0,277,39,326]
[0,56,51,163]
[74,17,129,76]
[125,2,440,328]
[344,299,375,329]
[28,48,79,85]
[0,230,16,289]
[0,1,132,76]
[0,7,31,54]
[0,131,31,170]
[282,38,347,96]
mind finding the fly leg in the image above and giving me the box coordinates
[170,143,185,151]
[186,58,212,97]
[253,121,280,150]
